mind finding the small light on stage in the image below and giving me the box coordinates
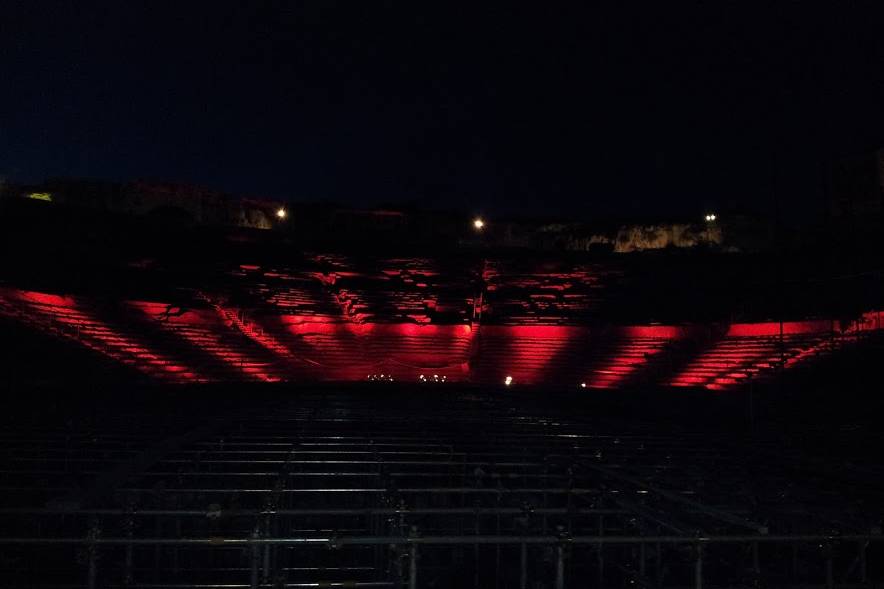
[276,207,287,219]
[473,218,485,230]
[580,382,587,388]
[504,375,513,386]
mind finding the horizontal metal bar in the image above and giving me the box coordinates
[24,581,396,589]
[112,487,602,494]
[1,533,881,546]
[6,470,577,479]
[0,507,626,516]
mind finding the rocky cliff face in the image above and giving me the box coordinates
[542,223,723,252]
[613,223,722,252]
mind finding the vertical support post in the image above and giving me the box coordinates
[173,515,181,574]
[86,519,100,589]
[262,515,271,584]
[123,510,134,587]
[474,513,480,589]
[555,544,565,589]
[520,543,527,589]
[694,544,703,589]
[250,525,260,589]
[597,515,605,588]
[495,513,501,589]
[154,514,162,577]
[371,513,380,578]
[409,543,418,589]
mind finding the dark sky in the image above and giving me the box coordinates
[2,2,882,220]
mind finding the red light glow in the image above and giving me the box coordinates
[128,301,280,382]
[1,287,880,390]
[2,289,203,382]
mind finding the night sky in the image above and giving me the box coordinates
[2,2,882,220]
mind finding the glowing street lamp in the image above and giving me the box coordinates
[276,207,287,220]
[504,375,513,386]
[473,218,485,230]
[704,213,717,222]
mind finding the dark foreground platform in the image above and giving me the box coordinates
[1,384,883,588]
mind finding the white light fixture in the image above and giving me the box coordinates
[704,213,717,222]
[504,375,513,386]
[276,207,287,219]
[473,218,485,230]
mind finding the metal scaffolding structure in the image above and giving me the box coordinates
[1,387,882,588]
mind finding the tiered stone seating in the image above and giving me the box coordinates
[229,265,342,317]
[312,256,476,325]
[199,263,357,380]
[480,260,620,325]
[583,328,682,389]
[669,321,839,390]
[361,324,474,379]
[126,301,285,382]
[0,289,202,382]
[2,263,880,390]
[471,325,586,385]
[472,325,686,388]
